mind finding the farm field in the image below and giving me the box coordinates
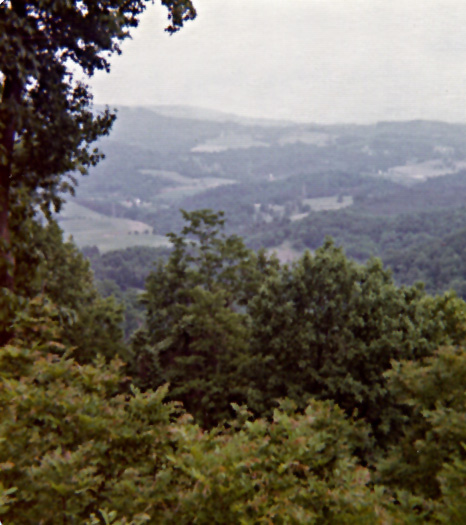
[381,159,466,184]
[304,195,353,211]
[278,130,332,146]
[289,196,354,221]
[56,201,171,252]
[138,169,194,184]
[191,132,268,152]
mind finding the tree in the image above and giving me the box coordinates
[0,0,196,289]
[132,210,276,426]
[0,298,183,523]
[135,217,466,433]
[11,213,128,362]
[378,345,466,503]
[246,239,466,443]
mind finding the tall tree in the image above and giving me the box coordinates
[0,0,196,289]
[133,210,275,426]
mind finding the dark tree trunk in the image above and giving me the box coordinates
[1,0,26,292]
[0,74,22,291]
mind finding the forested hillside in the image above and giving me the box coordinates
[59,108,466,299]
[4,0,466,521]
[4,210,466,522]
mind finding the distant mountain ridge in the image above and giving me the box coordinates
[146,105,297,127]
[95,104,298,128]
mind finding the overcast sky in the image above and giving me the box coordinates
[90,0,466,124]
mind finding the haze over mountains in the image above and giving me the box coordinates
[89,1,466,124]
[57,104,466,297]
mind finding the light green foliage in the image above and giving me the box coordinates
[379,345,466,506]
[0,303,400,523]
[0,299,179,523]
[161,401,386,524]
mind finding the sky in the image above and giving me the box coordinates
[90,0,466,124]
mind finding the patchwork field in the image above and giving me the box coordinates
[56,201,171,252]
[381,160,466,184]
[289,196,354,221]
[138,169,194,184]
[191,132,268,152]
[303,195,353,212]
[278,131,332,147]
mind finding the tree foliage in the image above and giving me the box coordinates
[0,300,394,524]
[3,213,466,521]
[134,212,466,441]
[12,0,466,520]
[5,198,127,361]
[5,296,466,523]
[133,210,274,425]
[0,0,196,290]
[379,345,466,500]
[246,240,466,441]
[0,299,181,523]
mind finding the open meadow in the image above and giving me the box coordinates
[56,200,171,252]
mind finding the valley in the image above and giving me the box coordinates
[68,105,466,297]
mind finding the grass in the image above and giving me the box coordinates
[382,159,466,184]
[278,131,331,147]
[56,201,171,252]
[290,196,353,222]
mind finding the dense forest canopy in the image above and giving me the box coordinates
[3,210,466,522]
[71,109,466,302]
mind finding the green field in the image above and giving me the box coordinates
[382,159,466,184]
[56,201,171,252]
[191,132,269,152]
[304,195,353,211]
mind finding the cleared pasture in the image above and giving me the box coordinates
[278,131,331,147]
[191,132,268,152]
[382,160,466,184]
[303,195,353,212]
[153,176,237,203]
[56,201,171,252]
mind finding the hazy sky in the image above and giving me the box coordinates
[90,0,466,124]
